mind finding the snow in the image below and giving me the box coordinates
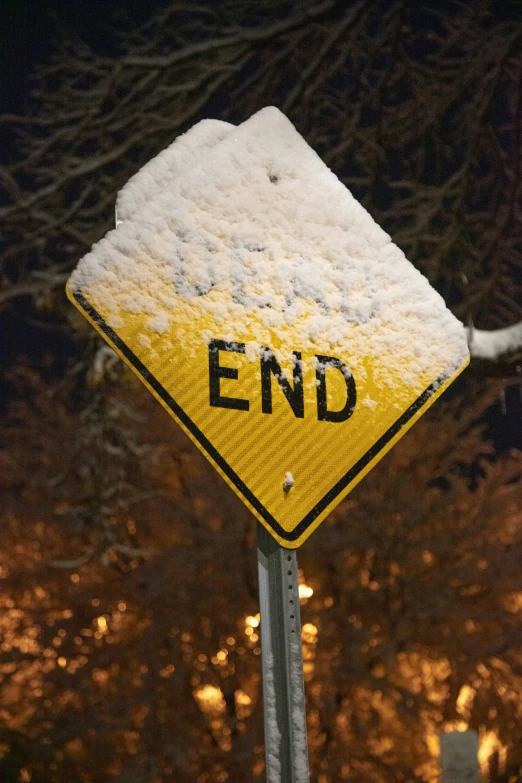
[263,651,282,783]
[361,394,377,410]
[259,642,309,783]
[469,322,522,360]
[71,106,469,392]
[290,641,310,783]
[283,472,295,491]
[146,312,170,335]
[115,119,232,224]
[138,333,151,348]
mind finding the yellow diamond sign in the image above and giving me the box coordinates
[67,107,469,548]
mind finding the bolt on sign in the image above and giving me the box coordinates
[67,107,469,548]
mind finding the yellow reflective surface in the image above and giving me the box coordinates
[67,283,469,547]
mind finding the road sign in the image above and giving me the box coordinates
[67,107,469,548]
[440,731,481,783]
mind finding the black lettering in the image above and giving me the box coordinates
[315,354,356,422]
[208,339,249,411]
[261,349,304,418]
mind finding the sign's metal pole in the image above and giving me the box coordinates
[257,521,310,783]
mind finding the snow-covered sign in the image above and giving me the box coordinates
[67,107,469,548]
[440,730,481,783]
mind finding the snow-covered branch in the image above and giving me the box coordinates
[469,322,522,362]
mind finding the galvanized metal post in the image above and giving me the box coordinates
[257,521,310,783]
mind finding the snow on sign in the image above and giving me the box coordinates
[67,107,469,548]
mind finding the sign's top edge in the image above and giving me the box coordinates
[69,106,470,390]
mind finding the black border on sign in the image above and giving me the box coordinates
[74,291,445,543]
